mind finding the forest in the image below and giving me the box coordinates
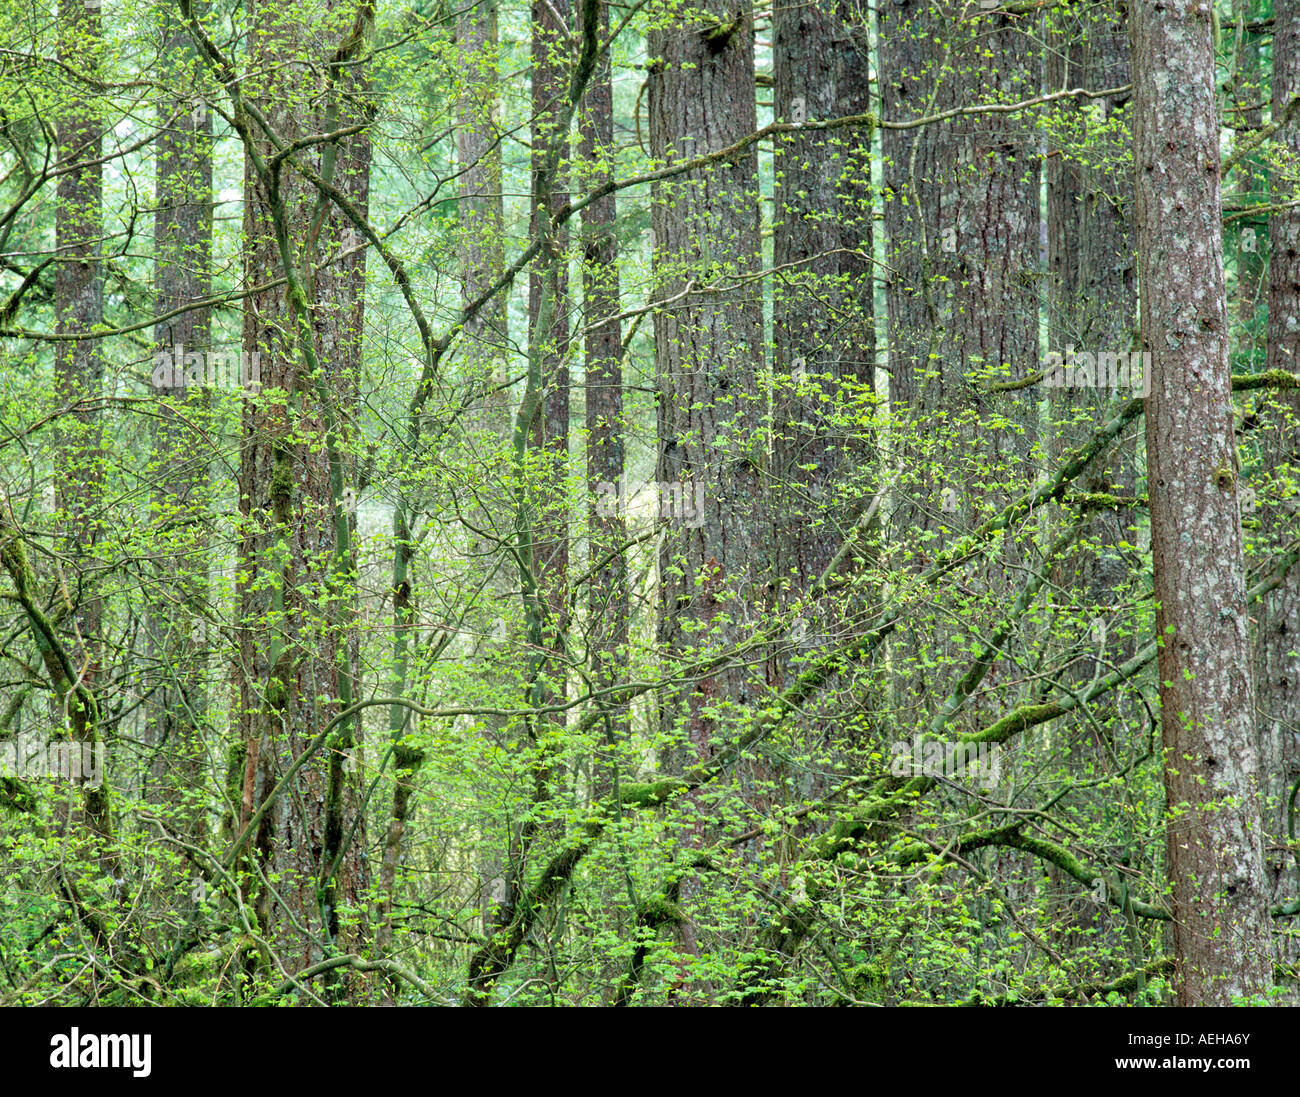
[0,0,1296,1009]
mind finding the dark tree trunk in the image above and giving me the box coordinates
[237,0,372,990]
[454,0,516,938]
[458,0,509,413]
[649,0,765,982]
[148,4,214,849]
[879,3,1040,724]
[1042,1,1139,951]
[527,0,570,730]
[580,0,628,799]
[54,0,110,851]
[772,0,874,664]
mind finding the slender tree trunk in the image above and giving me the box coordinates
[492,0,574,944]
[1130,0,1273,1004]
[455,0,516,938]
[314,3,373,991]
[580,0,627,800]
[458,0,509,412]
[527,0,570,738]
[1259,0,1300,980]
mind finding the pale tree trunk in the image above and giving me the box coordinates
[1259,0,1300,980]
[236,0,372,995]
[649,0,765,989]
[1130,0,1273,1004]
[579,0,628,800]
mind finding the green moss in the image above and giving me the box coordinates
[619,777,688,807]
[639,896,686,926]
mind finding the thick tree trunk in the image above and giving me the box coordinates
[54,0,110,852]
[1233,2,1266,343]
[1130,0,1273,1004]
[1042,1,1140,952]
[879,3,1040,726]
[649,0,765,984]
[148,5,213,849]
[772,0,874,666]
[237,0,371,990]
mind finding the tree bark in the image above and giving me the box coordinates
[527,0,570,735]
[54,0,110,853]
[649,0,765,986]
[236,0,372,992]
[1259,0,1300,979]
[879,2,1040,726]
[772,0,874,667]
[1130,0,1273,1004]
[148,2,214,850]
[580,0,628,800]
[1042,0,1140,952]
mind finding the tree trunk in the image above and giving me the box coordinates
[1130,0,1273,1004]
[1042,0,1140,954]
[879,2,1040,726]
[527,0,570,734]
[580,0,628,800]
[54,0,110,853]
[455,0,517,939]
[1259,0,1300,983]
[148,3,214,850]
[458,0,509,412]
[237,0,372,992]
[772,0,874,663]
[649,0,765,986]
